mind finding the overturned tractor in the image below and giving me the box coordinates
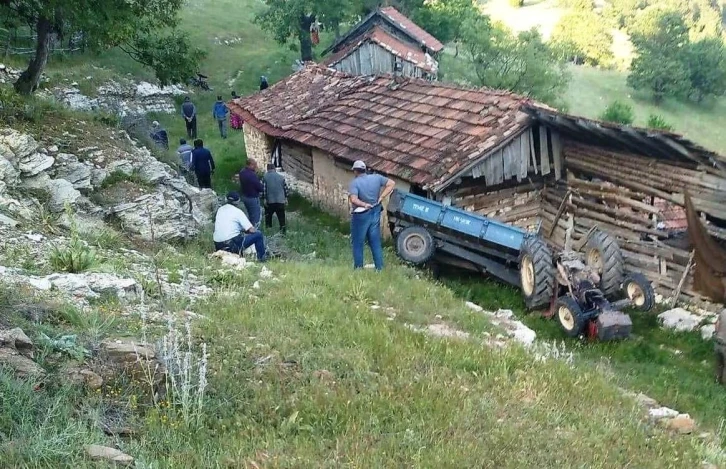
[387,189,655,341]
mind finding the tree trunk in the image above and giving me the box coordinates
[298,14,315,62]
[14,16,53,95]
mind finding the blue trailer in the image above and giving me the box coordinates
[386,189,655,339]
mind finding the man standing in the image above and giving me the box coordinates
[715,309,726,385]
[190,139,215,189]
[176,138,194,183]
[213,95,229,139]
[181,96,197,139]
[348,160,395,271]
[238,159,264,227]
[213,192,267,261]
[262,163,289,234]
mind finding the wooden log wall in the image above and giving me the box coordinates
[281,142,314,184]
[453,182,544,232]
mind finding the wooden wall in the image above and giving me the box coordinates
[331,42,435,79]
[280,142,313,184]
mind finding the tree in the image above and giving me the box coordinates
[256,0,355,62]
[411,0,479,56]
[627,8,692,103]
[3,0,202,95]
[603,0,648,28]
[685,37,726,102]
[461,15,570,105]
[551,9,614,66]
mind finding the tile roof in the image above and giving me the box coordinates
[379,7,445,53]
[324,26,438,73]
[230,64,531,191]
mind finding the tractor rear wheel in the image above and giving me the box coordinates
[622,273,655,312]
[396,226,436,265]
[584,230,624,298]
[519,237,555,310]
[555,296,586,337]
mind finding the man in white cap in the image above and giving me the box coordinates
[348,160,395,271]
[213,191,267,261]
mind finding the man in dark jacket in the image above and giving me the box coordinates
[260,76,269,91]
[190,139,215,189]
[262,164,289,234]
[213,96,229,139]
[181,96,197,139]
[238,159,264,227]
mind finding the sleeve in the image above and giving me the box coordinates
[377,174,390,186]
[261,178,267,201]
[208,150,216,171]
[283,178,289,199]
[238,211,253,232]
[348,179,359,196]
[255,175,264,192]
[191,104,197,118]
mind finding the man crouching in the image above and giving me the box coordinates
[213,191,267,261]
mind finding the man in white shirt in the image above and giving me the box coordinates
[213,192,267,261]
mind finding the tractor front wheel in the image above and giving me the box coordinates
[584,230,624,298]
[622,273,655,312]
[519,237,555,310]
[396,226,436,265]
[555,296,586,338]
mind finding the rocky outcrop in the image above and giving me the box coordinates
[0,127,215,241]
[0,327,45,378]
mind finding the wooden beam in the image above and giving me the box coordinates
[539,126,551,176]
[551,129,562,180]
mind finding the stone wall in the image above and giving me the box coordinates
[242,124,273,164]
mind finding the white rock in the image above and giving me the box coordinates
[85,445,134,466]
[648,406,679,420]
[91,168,109,187]
[511,326,537,347]
[135,158,171,183]
[53,161,93,190]
[19,152,54,176]
[0,213,18,227]
[259,266,273,279]
[252,281,260,290]
[28,278,51,290]
[0,157,20,193]
[0,128,38,160]
[658,308,703,332]
[47,179,81,212]
[701,324,716,340]
[107,159,134,175]
[465,301,483,312]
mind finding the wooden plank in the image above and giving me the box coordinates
[490,150,504,185]
[518,133,528,181]
[539,127,551,176]
[529,128,537,174]
[503,145,513,180]
[551,129,563,180]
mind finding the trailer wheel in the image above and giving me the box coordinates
[622,273,655,312]
[556,296,586,337]
[396,226,435,265]
[519,237,555,310]
[584,230,624,298]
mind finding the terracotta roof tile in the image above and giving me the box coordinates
[379,7,445,52]
[233,64,532,190]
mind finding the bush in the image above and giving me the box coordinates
[646,114,674,131]
[599,101,634,125]
[48,205,96,273]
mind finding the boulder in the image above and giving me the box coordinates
[45,273,143,303]
[0,128,38,160]
[135,158,171,184]
[54,161,93,190]
[658,308,703,332]
[47,179,82,212]
[85,445,134,466]
[0,328,34,358]
[99,338,166,394]
[91,168,109,187]
[663,413,696,434]
[0,156,20,193]
[0,347,45,377]
[107,160,134,176]
[0,213,18,227]
[648,406,679,421]
[19,152,54,177]
[66,365,104,390]
[701,324,716,340]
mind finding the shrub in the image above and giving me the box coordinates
[48,205,96,273]
[599,101,634,125]
[646,114,674,131]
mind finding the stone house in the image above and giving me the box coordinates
[229,63,726,302]
[321,6,444,80]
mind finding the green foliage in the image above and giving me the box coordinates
[627,8,692,102]
[602,0,648,28]
[551,9,615,66]
[411,0,479,46]
[558,0,594,9]
[461,16,570,105]
[646,114,674,130]
[7,0,202,93]
[599,100,635,124]
[685,37,726,102]
[508,0,524,7]
[48,205,97,273]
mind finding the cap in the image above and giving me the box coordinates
[152,120,159,126]
[226,191,240,203]
[352,160,366,171]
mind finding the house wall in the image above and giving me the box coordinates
[332,42,435,79]
[242,123,273,164]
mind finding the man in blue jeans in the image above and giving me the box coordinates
[238,159,264,227]
[348,160,395,270]
[213,192,267,261]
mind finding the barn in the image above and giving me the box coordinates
[229,63,726,304]
[322,6,443,80]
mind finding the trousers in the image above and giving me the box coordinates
[350,204,383,270]
[265,203,286,233]
[214,231,266,261]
